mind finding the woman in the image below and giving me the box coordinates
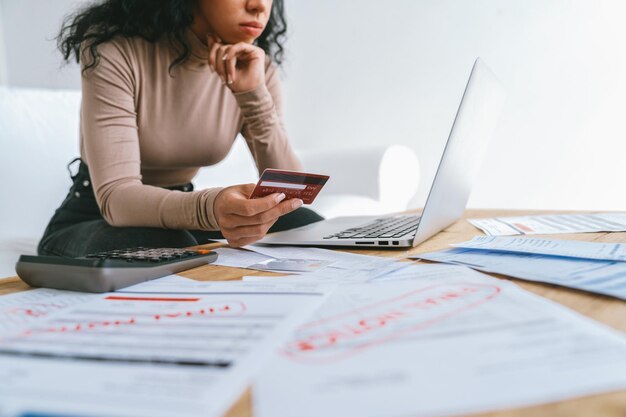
[38,0,323,257]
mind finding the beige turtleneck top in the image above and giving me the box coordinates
[79,31,302,231]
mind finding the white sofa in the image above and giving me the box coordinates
[0,86,419,278]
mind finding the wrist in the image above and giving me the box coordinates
[198,187,224,231]
[230,76,265,94]
[234,84,273,118]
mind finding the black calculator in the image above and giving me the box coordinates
[15,247,218,293]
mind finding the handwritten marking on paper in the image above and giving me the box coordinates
[282,284,500,362]
[3,301,247,341]
[5,302,72,319]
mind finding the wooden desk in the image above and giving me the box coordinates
[2,209,625,417]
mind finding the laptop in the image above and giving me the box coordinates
[259,58,505,248]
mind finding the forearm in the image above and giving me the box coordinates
[96,180,223,231]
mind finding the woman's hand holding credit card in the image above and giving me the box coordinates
[213,170,328,247]
[214,183,303,247]
[249,169,330,204]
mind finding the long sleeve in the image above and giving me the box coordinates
[235,62,303,174]
[80,40,222,231]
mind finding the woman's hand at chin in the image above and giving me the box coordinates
[207,34,266,93]
[213,184,303,247]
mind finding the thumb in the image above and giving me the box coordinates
[238,183,256,197]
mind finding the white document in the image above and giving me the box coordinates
[121,274,195,290]
[242,274,300,282]
[0,288,96,336]
[245,244,408,283]
[245,244,394,269]
[241,263,414,285]
[213,247,338,274]
[469,212,626,236]
[213,245,407,283]
[0,275,197,336]
[244,263,467,288]
[120,274,335,296]
[412,248,626,300]
[254,267,626,417]
[453,236,626,262]
[0,281,333,417]
[212,247,274,268]
[248,258,335,273]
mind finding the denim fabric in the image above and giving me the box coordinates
[38,159,323,257]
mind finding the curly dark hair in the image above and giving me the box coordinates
[57,0,287,72]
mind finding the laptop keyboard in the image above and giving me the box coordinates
[323,215,421,240]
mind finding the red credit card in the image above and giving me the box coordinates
[249,169,330,204]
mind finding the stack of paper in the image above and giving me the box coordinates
[254,265,626,417]
[412,236,626,300]
[452,236,626,261]
[4,245,626,417]
[214,245,409,284]
[469,212,626,236]
[0,276,333,417]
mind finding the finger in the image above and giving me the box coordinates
[227,236,260,248]
[240,183,256,195]
[215,46,228,83]
[221,44,255,84]
[265,198,304,219]
[222,208,277,228]
[225,226,271,247]
[226,236,249,248]
[226,198,301,226]
[206,33,217,49]
[228,192,287,216]
[227,43,259,61]
[208,37,220,73]
[220,46,231,85]
[228,222,277,246]
[231,220,275,240]
[224,50,237,85]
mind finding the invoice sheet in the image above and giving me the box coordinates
[453,236,626,261]
[246,263,480,285]
[241,257,420,285]
[0,275,198,336]
[254,267,626,417]
[213,247,335,273]
[469,212,626,236]
[245,244,396,268]
[412,248,626,300]
[241,261,414,285]
[0,288,96,336]
[244,244,408,282]
[0,281,333,417]
[212,247,274,268]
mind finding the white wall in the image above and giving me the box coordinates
[0,0,80,89]
[282,0,626,211]
[0,1,8,84]
[2,0,625,210]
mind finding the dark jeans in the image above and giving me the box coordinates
[38,159,324,257]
